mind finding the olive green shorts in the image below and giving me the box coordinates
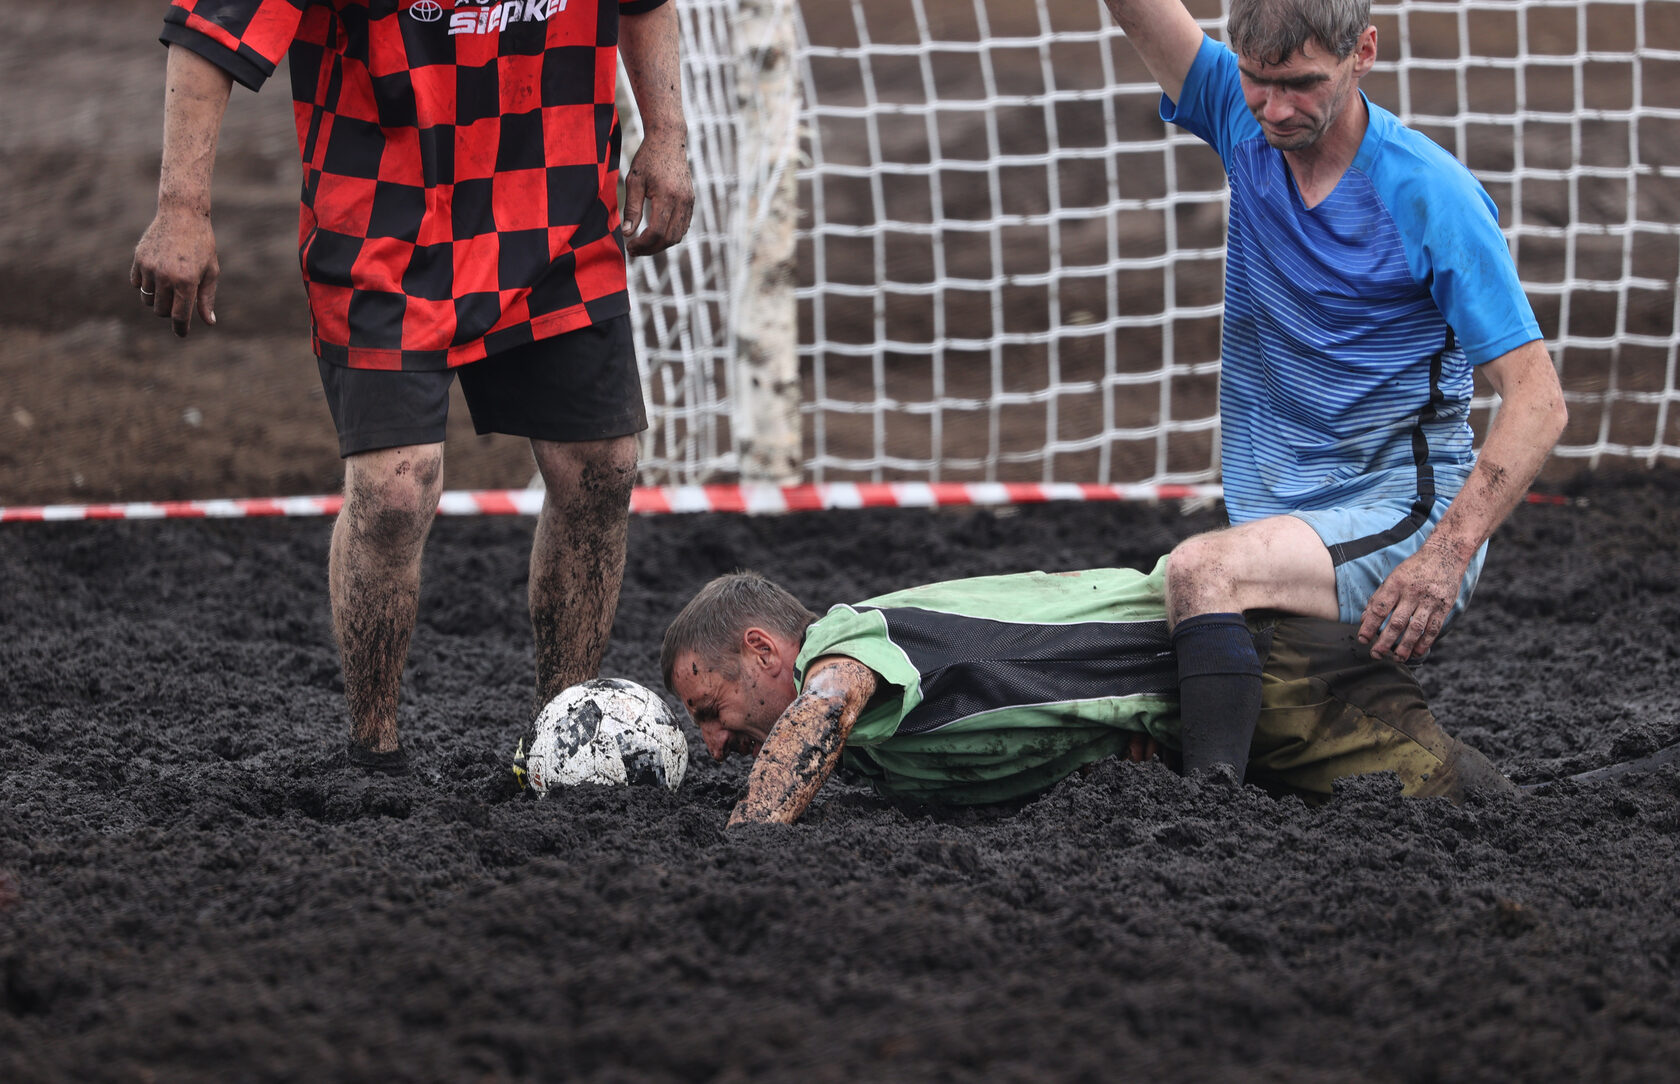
[1245,615,1516,803]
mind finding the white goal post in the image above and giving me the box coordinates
[626,0,1680,486]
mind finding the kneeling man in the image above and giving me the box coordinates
[660,560,1515,827]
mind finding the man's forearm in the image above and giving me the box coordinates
[729,657,875,827]
[620,3,687,136]
[729,693,853,826]
[1432,340,1568,561]
[158,45,234,213]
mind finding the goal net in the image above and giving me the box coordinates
[629,0,1680,487]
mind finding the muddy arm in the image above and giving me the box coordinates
[727,657,878,827]
[1356,340,1567,661]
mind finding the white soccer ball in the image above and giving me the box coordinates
[513,678,689,795]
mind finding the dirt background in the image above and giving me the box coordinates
[4,0,1676,504]
[0,0,543,508]
[5,1,1680,1081]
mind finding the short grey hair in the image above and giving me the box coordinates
[1228,0,1371,65]
[660,571,818,692]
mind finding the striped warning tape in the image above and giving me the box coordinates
[0,495,346,522]
[0,482,1573,523]
[0,482,1227,522]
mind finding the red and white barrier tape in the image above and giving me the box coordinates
[0,482,1228,522]
[0,482,1572,523]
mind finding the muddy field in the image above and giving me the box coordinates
[4,469,1680,1082]
[5,0,1680,1080]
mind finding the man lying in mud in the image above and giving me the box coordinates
[660,559,1515,827]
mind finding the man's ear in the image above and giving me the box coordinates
[1352,25,1378,77]
[742,626,779,669]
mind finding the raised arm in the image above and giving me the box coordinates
[727,656,879,827]
[131,44,233,337]
[1359,338,1567,659]
[618,2,695,256]
[1100,0,1207,104]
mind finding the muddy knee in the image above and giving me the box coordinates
[534,436,637,515]
[1165,535,1227,624]
[343,449,443,552]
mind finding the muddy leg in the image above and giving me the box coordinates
[329,444,443,753]
[528,435,638,709]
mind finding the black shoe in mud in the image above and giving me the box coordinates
[346,741,411,776]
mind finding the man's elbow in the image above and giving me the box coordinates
[1546,394,1569,447]
[1513,344,1569,448]
[1534,377,1569,449]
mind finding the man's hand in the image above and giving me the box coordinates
[131,206,219,338]
[622,127,694,257]
[1358,536,1470,660]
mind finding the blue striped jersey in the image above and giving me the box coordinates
[1163,36,1542,522]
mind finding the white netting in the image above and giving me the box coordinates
[631,0,1680,485]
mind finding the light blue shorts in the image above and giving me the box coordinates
[1289,497,1489,630]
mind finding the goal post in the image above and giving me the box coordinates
[729,0,803,484]
[627,0,1680,487]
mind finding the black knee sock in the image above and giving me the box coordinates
[1171,612,1263,778]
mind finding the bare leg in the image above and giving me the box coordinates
[1162,515,1340,628]
[528,435,639,708]
[1164,515,1339,778]
[329,444,444,753]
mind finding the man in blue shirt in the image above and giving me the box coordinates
[1099,0,1568,778]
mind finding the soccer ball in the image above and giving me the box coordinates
[512,678,689,795]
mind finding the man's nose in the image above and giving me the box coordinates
[701,722,728,761]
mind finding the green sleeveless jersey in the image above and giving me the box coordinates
[794,558,1181,806]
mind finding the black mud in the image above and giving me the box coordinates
[4,469,1680,1082]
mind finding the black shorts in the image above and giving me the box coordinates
[315,315,646,457]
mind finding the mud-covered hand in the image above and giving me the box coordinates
[1357,537,1470,661]
[622,127,694,257]
[131,206,219,338]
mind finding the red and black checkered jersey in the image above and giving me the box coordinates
[162,0,668,370]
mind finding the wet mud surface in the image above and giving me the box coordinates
[5,469,1680,1082]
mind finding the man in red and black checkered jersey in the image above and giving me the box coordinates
[130,0,694,774]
